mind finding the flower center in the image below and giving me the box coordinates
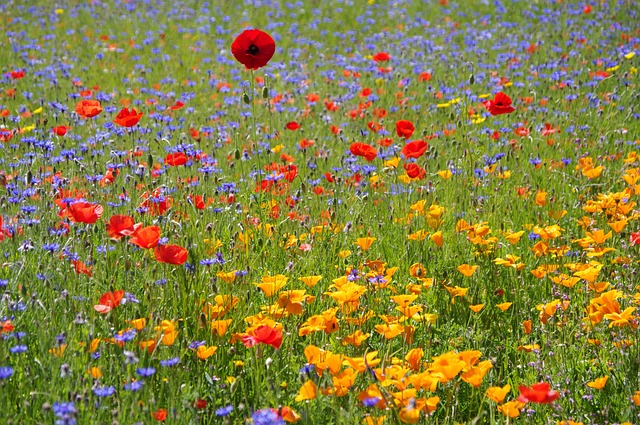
[246,44,259,56]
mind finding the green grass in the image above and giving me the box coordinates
[0,0,639,424]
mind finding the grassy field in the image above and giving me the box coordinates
[0,0,639,423]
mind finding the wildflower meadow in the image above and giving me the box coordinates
[1,0,639,424]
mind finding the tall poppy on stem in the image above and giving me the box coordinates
[518,382,560,404]
[401,140,429,159]
[242,325,283,349]
[68,201,103,224]
[482,92,515,116]
[94,290,125,314]
[129,226,161,249]
[154,244,188,265]
[231,29,276,70]
[106,215,141,239]
[114,108,143,127]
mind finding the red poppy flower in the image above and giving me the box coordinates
[189,194,206,210]
[0,129,13,143]
[52,126,71,136]
[242,325,283,349]
[106,215,141,239]
[367,121,382,133]
[99,168,119,187]
[378,137,393,147]
[72,260,93,277]
[152,408,167,422]
[10,70,25,79]
[372,51,391,62]
[299,138,314,149]
[395,120,415,139]
[68,202,103,224]
[114,107,143,127]
[154,244,188,265]
[194,399,207,410]
[164,152,188,166]
[129,226,161,249]
[404,163,426,179]
[169,101,184,110]
[401,140,429,159]
[1,320,15,333]
[630,232,640,246]
[281,164,298,182]
[76,100,103,118]
[349,143,377,162]
[518,382,560,404]
[418,72,432,82]
[514,126,530,137]
[541,123,559,136]
[94,290,125,314]
[231,29,276,70]
[285,121,300,130]
[482,92,515,116]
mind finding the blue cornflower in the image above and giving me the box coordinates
[215,405,233,417]
[9,345,27,354]
[160,357,180,367]
[135,367,156,377]
[0,366,14,379]
[53,401,77,425]
[362,396,381,407]
[200,258,217,266]
[368,275,387,285]
[123,381,144,392]
[92,386,115,397]
[114,329,137,343]
[299,364,315,375]
[251,409,284,425]
[347,268,360,281]
[189,340,206,349]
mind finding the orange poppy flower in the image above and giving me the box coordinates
[75,100,103,118]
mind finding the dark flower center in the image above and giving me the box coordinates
[246,44,259,56]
